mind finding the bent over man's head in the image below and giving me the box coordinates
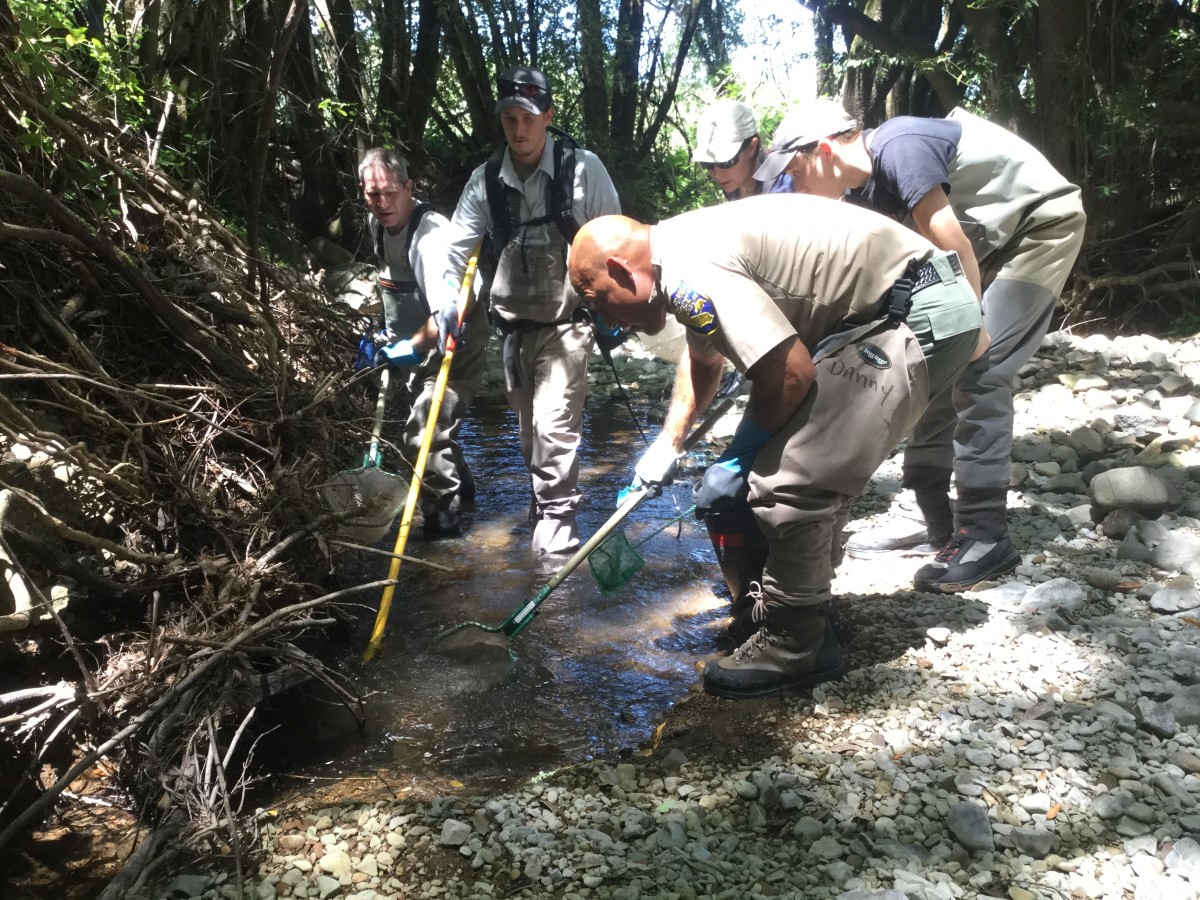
[569,216,666,334]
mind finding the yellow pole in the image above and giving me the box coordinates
[363,249,480,661]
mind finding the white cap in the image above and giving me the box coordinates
[692,100,757,165]
[753,98,858,183]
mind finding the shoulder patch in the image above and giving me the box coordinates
[856,341,891,369]
[666,282,719,336]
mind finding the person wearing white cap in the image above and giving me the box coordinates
[692,99,792,201]
[756,97,1086,595]
[440,66,621,557]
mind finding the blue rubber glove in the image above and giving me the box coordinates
[694,418,775,518]
[694,462,751,517]
[374,338,419,367]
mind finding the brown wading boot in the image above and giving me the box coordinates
[703,599,847,700]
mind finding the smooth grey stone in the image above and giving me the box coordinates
[1149,575,1200,612]
[1152,772,1194,805]
[792,816,825,841]
[1164,837,1200,878]
[1045,472,1088,493]
[1070,425,1106,460]
[1167,684,1200,726]
[836,890,909,900]
[810,835,844,859]
[439,819,472,846]
[1101,508,1145,539]
[1159,373,1195,397]
[1012,439,1053,463]
[1094,699,1138,732]
[1152,537,1200,574]
[1135,696,1179,738]
[1020,577,1086,612]
[1093,790,1135,820]
[1091,466,1182,517]
[1117,530,1154,562]
[1011,825,1056,858]
[946,802,994,852]
[1168,748,1200,773]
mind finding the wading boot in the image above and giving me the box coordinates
[845,486,953,559]
[913,486,1019,592]
[457,464,477,513]
[703,504,770,652]
[423,509,462,538]
[703,600,846,700]
[913,529,1020,592]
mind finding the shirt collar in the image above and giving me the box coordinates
[500,135,557,186]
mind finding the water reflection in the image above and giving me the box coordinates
[279,395,733,792]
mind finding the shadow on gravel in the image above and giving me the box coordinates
[839,590,992,671]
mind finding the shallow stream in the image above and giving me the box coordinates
[267,395,736,796]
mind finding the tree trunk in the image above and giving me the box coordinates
[577,0,610,149]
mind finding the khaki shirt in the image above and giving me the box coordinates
[650,194,942,372]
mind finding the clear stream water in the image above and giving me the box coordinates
[266,395,738,795]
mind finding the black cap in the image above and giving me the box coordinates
[496,66,552,114]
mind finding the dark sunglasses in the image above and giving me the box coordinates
[499,79,548,100]
[699,137,753,171]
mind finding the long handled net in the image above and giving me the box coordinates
[588,504,697,594]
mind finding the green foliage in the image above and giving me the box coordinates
[9,0,144,113]
[1168,310,1200,339]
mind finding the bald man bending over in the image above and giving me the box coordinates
[570,194,986,699]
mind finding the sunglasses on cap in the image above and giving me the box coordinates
[499,79,548,100]
[699,137,753,171]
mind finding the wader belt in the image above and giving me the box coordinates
[377,276,417,293]
[812,252,965,364]
[495,308,588,392]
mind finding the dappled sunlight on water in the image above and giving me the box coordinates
[267,397,735,791]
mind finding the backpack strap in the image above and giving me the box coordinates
[403,202,433,258]
[371,216,386,260]
[483,129,582,254]
[483,146,511,257]
[548,127,580,244]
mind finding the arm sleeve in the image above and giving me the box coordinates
[577,150,621,220]
[442,166,491,287]
[673,264,795,376]
[871,135,954,214]
[411,213,457,313]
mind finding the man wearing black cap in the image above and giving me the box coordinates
[441,66,621,556]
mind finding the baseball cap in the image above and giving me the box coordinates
[753,98,858,183]
[496,66,552,115]
[692,100,757,164]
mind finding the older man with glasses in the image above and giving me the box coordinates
[440,66,621,557]
[692,99,792,201]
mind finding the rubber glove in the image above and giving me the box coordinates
[616,437,680,504]
[694,418,775,518]
[591,311,628,356]
[436,282,465,353]
[374,339,419,367]
[636,437,682,485]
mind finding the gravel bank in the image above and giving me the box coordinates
[162,330,1200,900]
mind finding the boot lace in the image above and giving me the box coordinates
[733,625,777,661]
[747,581,771,624]
[933,530,970,563]
[734,582,781,661]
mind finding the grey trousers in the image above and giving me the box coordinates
[503,319,594,554]
[400,298,489,515]
[903,195,1087,498]
[750,321,981,610]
